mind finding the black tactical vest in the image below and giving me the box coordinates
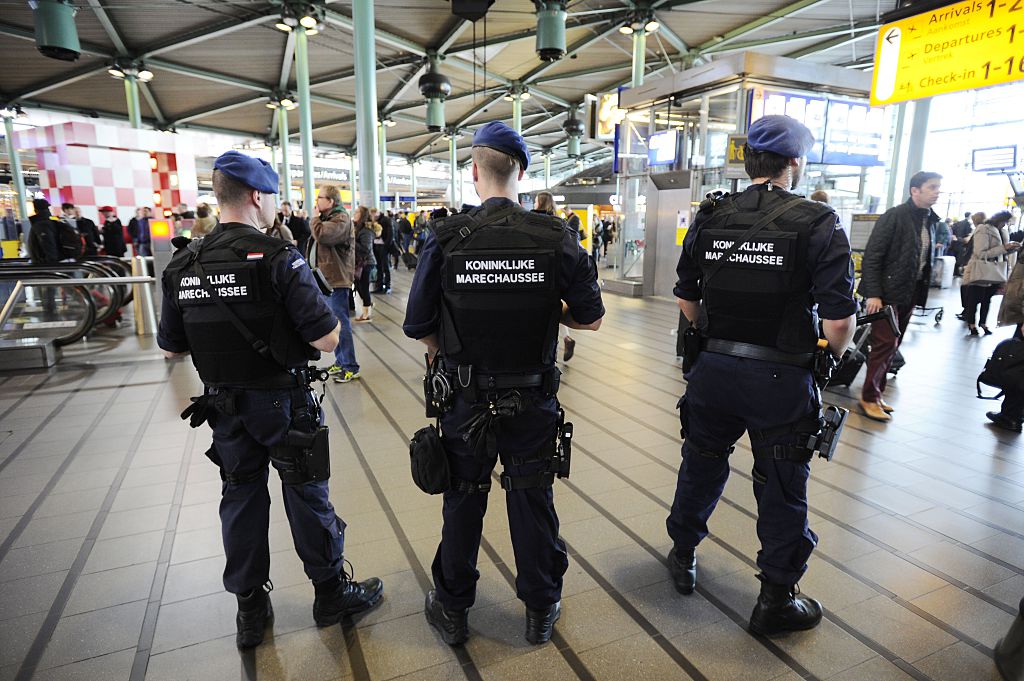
[688,186,834,354]
[434,204,566,374]
[162,224,318,388]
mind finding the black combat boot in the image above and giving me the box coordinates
[312,566,384,626]
[667,546,697,595]
[525,601,561,644]
[996,597,1024,681]
[424,590,469,646]
[988,411,1023,433]
[235,583,273,649]
[749,574,822,636]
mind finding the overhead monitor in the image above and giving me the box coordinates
[972,146,1017,172]
[647,129,678,167]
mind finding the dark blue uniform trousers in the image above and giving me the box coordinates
[667,352,819,587]
[433,393,569,612]
[208,387,345,594]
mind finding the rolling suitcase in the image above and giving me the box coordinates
[401,251,418,270]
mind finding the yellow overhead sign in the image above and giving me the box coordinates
[871,0,1024,106]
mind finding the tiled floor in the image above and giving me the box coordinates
[0,270,1020,681]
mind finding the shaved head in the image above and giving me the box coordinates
[472,146,519,186]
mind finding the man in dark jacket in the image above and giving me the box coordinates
[857,171,941,422]
[99,206,127,257]
[28,198,61,264]
[68,205,102,256]
[280,201,310,255]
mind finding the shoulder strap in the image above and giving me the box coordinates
[700,197,806,289]
[439,205,525,255]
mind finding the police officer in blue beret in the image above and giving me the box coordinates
[667,115,856,634]
[158,151,384,649]
[403,121,604,646]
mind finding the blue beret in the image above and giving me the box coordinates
[746,115,815,159]
[472,121,530,171]
[213,150,279,194]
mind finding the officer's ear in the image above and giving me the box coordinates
[472,162,479,184]
[517,166,525,181]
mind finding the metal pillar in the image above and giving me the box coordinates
[277,106,292,204]
[902,98,931,204]
[378,123,388,207]
[885,103,907,209]
[353,0,380,208]
[349,153,358,210]
[512,97,523,134]
[124,75,142,129]
[295,31,316,211]
[410,161,417,211]
[631,30,646,88]
[449,136,458,207]
[544,153,551,189]
[3,115,29,226]
[698,95,710,168]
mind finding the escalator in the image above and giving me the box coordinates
[0,257,151,368]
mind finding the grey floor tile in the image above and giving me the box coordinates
[911,585,1017,648]
[834,594,958,662]
[773,618,877,679]
[670,619,793,681]
[37,599,147,670]
[853,513,943,554]
[460,598,538,669]
[12,510,95,548]
[144,634,241,681]
[909,541,1016,590]
[810,490,884,522]
[162,555,225,604]
[846,550,949,601]
[64,561,156,616]
[555,588,644,653]
[913,641,1004,681]
[0,611,46,671]
[168,526,224,565]
[585,545,670,595]
[814,521,879,562]
[560,515,635,558]
[983,575,1024,609]
[908,506,1002,544]
[33,647,135,681]
[477,645,576,681]
[151,591,237,654]
[97,504,171,541]
[393,660,467,681]
[256,625,352,681]
[359,611,458,680]
[579,632,696,681]
[83,530,163,574]
[825,656,916,681]
[0,570,65,621]
[798,557,880,611]
[0,538,83,582]
[628,579,727,640]
[110,481,178,513]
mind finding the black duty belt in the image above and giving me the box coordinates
[475,373,546,391]
[702,338,815,369]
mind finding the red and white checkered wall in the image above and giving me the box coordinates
[14,121,199,223]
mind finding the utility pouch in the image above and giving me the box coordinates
[812,345,839,388]
[311,267,333,296]
[423,354,453,418]
[681,325,702,374]
[409,423,450,494]
[808,404,848,462]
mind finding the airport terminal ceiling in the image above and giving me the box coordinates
[0,0,908,176]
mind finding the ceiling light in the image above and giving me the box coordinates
[520,91,531,100]
[266,101,277,109]
[108,67,124,78]
[137,69,154,82]
[304,27,318,35]
[619,25,633,35]
[299,14,318,28]
[275,21,292,32]
[280,97,294,108]
[644,20,660,32]
[503,94,514,102]
[383,117,396,127]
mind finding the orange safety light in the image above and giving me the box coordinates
[150,220,171,239]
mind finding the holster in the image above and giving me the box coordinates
[681,325,702,374]
[270,426,330,485]
[409,423,451,494]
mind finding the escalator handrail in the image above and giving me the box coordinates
[0,279,97,348]
[0,264,124,323]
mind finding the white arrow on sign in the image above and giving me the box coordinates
[874,26,901,102]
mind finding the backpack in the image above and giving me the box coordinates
[978,339,1024,399]
[58,220,85,260]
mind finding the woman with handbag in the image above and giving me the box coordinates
[962,211,1020,335]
